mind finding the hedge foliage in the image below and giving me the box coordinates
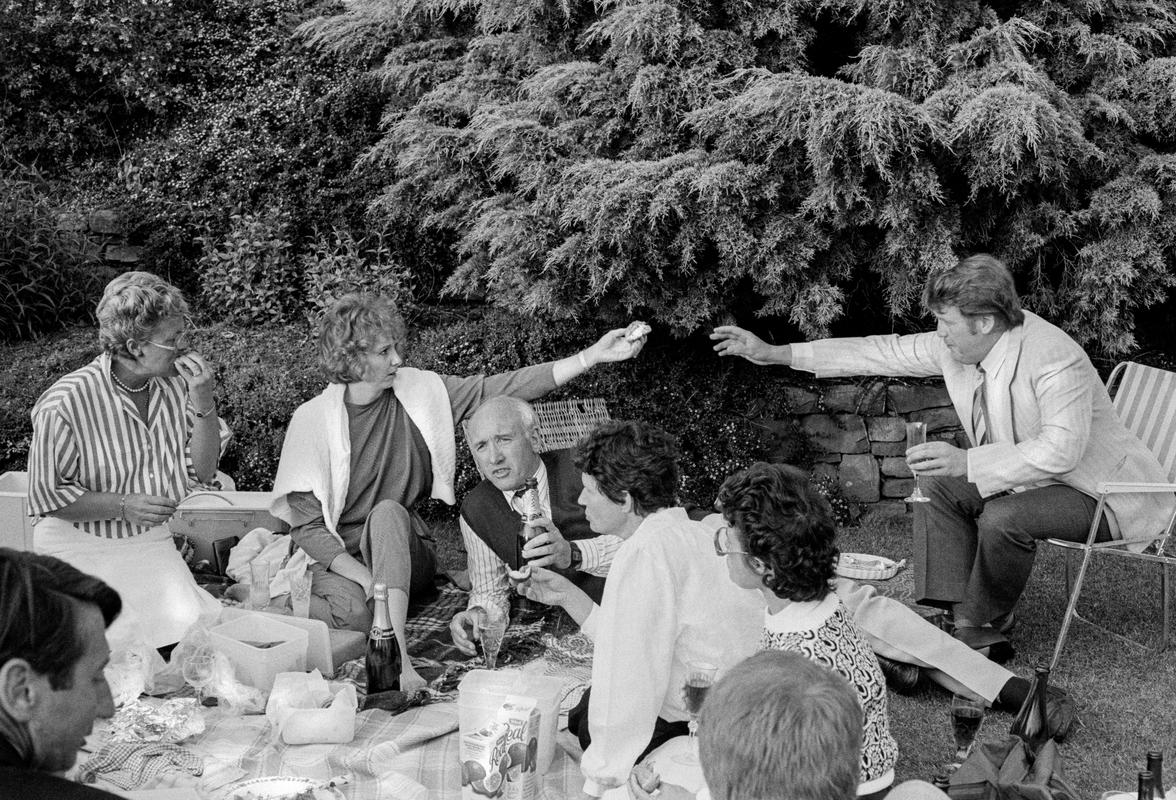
[297,0,1176,354]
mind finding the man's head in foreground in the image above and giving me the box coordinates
[467,396,543,492]
[699,650,863,800]
[0,548,120,773]
[573,420,681,538]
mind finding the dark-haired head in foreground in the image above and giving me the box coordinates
[574,420,681,532]
[0,548,119,774]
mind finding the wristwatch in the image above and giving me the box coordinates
[568,542,583,572]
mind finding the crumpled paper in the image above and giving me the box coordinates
[264,670,357,745]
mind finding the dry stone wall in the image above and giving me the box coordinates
[784,378,963,516]
[56,208,142,265]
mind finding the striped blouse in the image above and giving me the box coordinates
[27,353,232,539]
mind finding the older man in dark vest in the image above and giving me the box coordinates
[449,396,619,655]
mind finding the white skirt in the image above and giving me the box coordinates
[34,517,222,648]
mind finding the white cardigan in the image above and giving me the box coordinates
[269,368,457,543]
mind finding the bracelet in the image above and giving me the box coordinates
[119,494,127,522]
[194,402,217,419]
[577,351,589,370]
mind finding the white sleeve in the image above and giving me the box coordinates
[460,517,510,616]
[575,535,623,576]
[580,543,679,795]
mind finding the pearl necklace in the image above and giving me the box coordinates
[110,366,150,394]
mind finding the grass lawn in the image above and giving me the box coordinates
[431,508,1174,797]
[834,510,1175,797]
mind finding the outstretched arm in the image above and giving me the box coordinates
[710,326,793,366]
[552,326,648,386]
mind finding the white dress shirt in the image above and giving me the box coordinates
[460,460,621,614]
[579,507,763,795]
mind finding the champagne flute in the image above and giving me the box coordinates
[673,660,717,765]
[950,694,985,763]
[479,605,508,670]
[904,421,931,503]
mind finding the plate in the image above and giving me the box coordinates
[836,552,905,581]
[222,777,344,800]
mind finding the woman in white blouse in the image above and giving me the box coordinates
[27,271,228,649]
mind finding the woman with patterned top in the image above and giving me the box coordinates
[715,462,898,800]
[27,271,229,649]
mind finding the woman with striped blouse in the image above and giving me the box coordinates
[27,271,228,649]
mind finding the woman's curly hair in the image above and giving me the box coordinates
[717,462,839,602]
[317,293,408,383]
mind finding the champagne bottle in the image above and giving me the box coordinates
[1009,661,1051,753]
[1140,770,1155,800]
[1148,752,1166,800]
[365,583,401,694]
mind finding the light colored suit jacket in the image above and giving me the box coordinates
[791,311,1173,541]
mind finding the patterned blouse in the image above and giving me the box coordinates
[28,353,231,539]
[759,593,899,790]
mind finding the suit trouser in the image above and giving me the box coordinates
[831,578,1012,703]
[913,477,1110,627]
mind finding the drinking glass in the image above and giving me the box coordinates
[248,560,276,610]
[950,694,985,762]
[904,421,931,503]
[673,661,717,765]
[480,606,508,670]
[182,647,216,704]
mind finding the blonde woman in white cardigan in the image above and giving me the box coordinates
[271,293,645,690]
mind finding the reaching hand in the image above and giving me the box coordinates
[519,567,575,608]
[709,325,782,365]
[906,440,968,478]
[121,493,178,526]
[521,517,572,569]
[583,328,646,366]
[449,607,487,656]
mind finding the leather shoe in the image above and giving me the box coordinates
[875,655,926,694]
[953,625,1016,664]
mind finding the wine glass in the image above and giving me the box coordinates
[950,694,985,763]
[182,647,216,704]
[673,660,717,765]
[904,421,931,503]
[479,606,508,670]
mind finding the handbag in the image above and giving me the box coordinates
[948,737,1079,800]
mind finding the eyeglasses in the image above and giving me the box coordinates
[145,332,191,352]
[713,526,751,557]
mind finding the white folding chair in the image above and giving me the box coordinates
[1048,362,1176,667]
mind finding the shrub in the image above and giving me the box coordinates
[198,210,302,325]
[0,161,110,341]
[301,228,417,321]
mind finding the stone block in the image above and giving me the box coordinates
[760,419,806,464]
[889,384,951,413]
[911,406,962,433]
[813,452,842,463]
[57,212,88,232]
[871,441,907,456]
[882,478,914,498]
[812,462,838,482]
[88,209,124,234]
[823,381,886,415]
[783,386,820,414]
[800,414,869,455]
[104,245,142,263]
[880,457,912,478]
[866,416,906,442]
[839,454,879,502]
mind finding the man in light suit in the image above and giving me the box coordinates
[711,254,1174,648]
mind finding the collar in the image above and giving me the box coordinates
[499,459,549,510]
[978,327,1011,378]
